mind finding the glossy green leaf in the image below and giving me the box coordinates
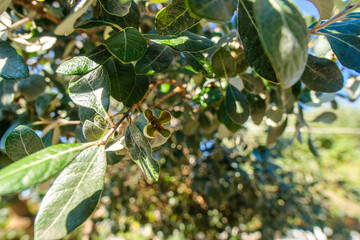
[75,17,121,30]
[79,106,97,122]
[301,55,343,93]
[68,66,110,117]
[225,84,250,125]
[144,31,215,52]
[18,75,47,102]
[123,75,149,107]
[34,146,106,240]
[104,27,147,64]
[183,52,213,77]
[83,116,108,142]
[306,0,334,20]
[125,124,160,181]
[237,0,277,82]
[103,0,141,29]
[254,0,308,88]
[217,101,242,132]
[0,77,15,109]
[211,48,236,78]
[0,143,85,195]
[54,0,95,35]
[155,0,200,35]
[311,19,360,35]
[320,31,360,73]
[135,44,173,75]
[186,0,235,22]
[98,0,131,17]
[0,41,29,80]
[35,93,58,118]
[105,58,135,102]
[56,45,112,75]
[5,125,44,161]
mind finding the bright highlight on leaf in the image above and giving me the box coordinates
[34,146,106,240]
[0,143,85,195]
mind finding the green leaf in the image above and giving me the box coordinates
[103,27,147,64]
[184,52,213,77]
[186,0,235,22]
[56,45,112,75]
[306,0,334,20]
[54,0,95,35]
[0,143,85,195]
[68,66,110,117]
[0,77,15,109]
[98,0,131,17]
[320,31,360,73]
[254,0,308,88]
[312,111,337,124]
[144,31,215,52]
[0,41,29,80]
[105,58,135,102]
[35,93,58,118]
[312,19,360,35]
[225,84,250,125]
[79,106,97,122]
[217,101,242,132]
[308,133,319,157]
[125,124,160,181]
[83,116,108,142]
[248,95,266,125]
[155,0,200,35]
[237,0,277,82]
[103,0,141,29]
[300,55,343,93]
[211,48,236,78]
[5,125,44,161]
[75,17,121,30]
[123,75,149,107]
[241,74,265,95]
[18,75,47,102]
[34,146,106,240]
[135,44,173,75]
[267,118,288,146]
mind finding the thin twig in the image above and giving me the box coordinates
[32,119,81,126]
[308,3,360,35]
[98,108,133,145]
[150,86,183,109]
[13,0,61,24]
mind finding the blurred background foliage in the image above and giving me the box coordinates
[1,107,360,240]
[1,0,360,239]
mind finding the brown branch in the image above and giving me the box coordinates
[136,79,185,108]
[150,86,184,109]
[13,0,61,25]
